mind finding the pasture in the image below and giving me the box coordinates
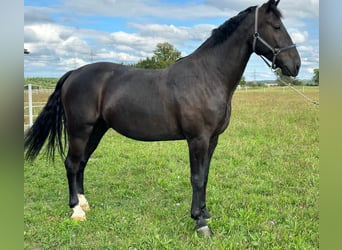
[24,87,319,249]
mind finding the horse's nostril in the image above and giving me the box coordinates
[296,63,300,71]
[295,61,301,74]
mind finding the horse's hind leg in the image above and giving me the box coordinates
[65,120,108,221]
[76,120,109,212]
[65,134,89,221]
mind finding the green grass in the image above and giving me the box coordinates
[25,77,59,88]
[24,88,319,249]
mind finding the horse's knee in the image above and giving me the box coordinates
[191,175,205,191]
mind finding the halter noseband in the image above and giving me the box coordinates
[253,6,296,70]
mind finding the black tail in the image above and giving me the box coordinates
[24,70,73,161]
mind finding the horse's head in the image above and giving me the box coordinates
[252,0,301,76]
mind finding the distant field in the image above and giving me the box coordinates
[25,77,59,88]
[24,87,319,249]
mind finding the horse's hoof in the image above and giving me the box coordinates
[196,225,213,237]
[80,203,90,211]
[71,205,86,221]
[78,194,90,211]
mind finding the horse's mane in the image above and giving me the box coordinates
[210,7,256,47]
[194,6,255,51]
[194,4,282,51]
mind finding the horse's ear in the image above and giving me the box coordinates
[266,0,279,5]
[266,0,280,11]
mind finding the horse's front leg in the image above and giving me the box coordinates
[187,136,213,237]
[200,135,219,220]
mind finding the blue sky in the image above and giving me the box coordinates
[24,0,319,81]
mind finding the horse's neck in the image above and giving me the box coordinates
[194,26,253,90]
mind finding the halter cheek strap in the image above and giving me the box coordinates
[253,6,296,69]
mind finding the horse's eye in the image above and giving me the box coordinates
[274,25,281,30]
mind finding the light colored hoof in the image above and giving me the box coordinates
[80,202,90,211]
[197,226,213,237]
[78,194,90,211]
[71,205,86,221]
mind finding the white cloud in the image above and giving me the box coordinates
[25,24,64,43]
[103,23,216,61]
[289,30,309,44]
[24,0,318,80]
[109,31,163,54]
[126,23,215,48]
[306,67,316,75]
[63,0,231,20]
[61,57,88,69]
[96,49,141,62]
[280,0,319,19]
[206,0,318,18]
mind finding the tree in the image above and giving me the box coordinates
[239,76,246,87]
[134,42,181,69]
[312,68,319,85]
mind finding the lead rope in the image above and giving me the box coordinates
[273,72,320,105]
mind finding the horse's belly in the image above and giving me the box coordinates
[105,109,183,141]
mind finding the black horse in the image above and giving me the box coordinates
[25,0,300,236]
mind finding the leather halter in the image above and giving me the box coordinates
[253,6,296,69]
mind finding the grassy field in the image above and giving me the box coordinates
[24,87,319,249]
[25,77,59,88]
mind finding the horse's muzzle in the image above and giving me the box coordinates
[280,57,301,77]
